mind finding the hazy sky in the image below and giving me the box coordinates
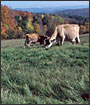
[1,1,89,9]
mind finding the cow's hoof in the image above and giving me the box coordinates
[45,46,48,49]
[45,48,48,50]
[78,42,80,44]
[72,41,75,44]
[60,43,63,46]
[45,47,49,50]
[45,46,49,49]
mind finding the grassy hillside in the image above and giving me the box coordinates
[1,34,89,104]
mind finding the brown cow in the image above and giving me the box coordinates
[24,33,49,48]
[46,24,80,48]
[24,33,39,48]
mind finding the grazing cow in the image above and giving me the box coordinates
[46,24,80,48]
[24,33,39,48]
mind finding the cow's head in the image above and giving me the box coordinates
[45,37,54,48]
[24,34,31,48]
[45,38,58,49]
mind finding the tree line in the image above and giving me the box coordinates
[1,5,89,39]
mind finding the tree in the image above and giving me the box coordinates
[80,25,86,34]
[43,25,48,35]
[19,11,27,17]
[18,26,22,31]
[1,5,9,24]
[57,16,64,24]
[34,23,41,34]
[33,15,40,24]
[84,22,89,33]
[25,16,34,33]
[41,14,44,19]
[42,16,48,26]
[46,23,56,37]
[1,22,5,38]
[1,5,17,33]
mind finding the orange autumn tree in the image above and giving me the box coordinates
[1,5,17,29]
[1,22,5,37]
[1,5,18,38]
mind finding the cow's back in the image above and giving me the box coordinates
[31,33,39,41]
[58,24,79,39]
[27,33,39,42]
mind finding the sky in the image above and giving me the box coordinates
[1,1,89,9]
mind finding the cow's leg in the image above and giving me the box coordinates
[57,40,60,46]
[24,40,27,48]
[76,35,80,44]
[45,39,55,48]
[61,35,65,45]
[45,42,53,48]
[27,41,31,47]
[72,37,76,44]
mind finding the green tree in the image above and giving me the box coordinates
[42,16,48,26]
[33,15,40,24]
[57,16,64,24]
[25,17,34,33]
[34,23,41,34]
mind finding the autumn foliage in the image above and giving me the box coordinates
[1,5,89,39]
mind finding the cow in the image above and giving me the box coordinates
[24,33,50,48]
[24,33,39,48]
[45,24,80,48]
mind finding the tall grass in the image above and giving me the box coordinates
[1,34,89,104]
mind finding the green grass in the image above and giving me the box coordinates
[1,34,89,104]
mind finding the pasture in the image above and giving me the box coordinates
[1,34,89,104]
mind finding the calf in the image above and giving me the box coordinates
[24,33,39,48]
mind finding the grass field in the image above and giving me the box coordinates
[1,34,89,104]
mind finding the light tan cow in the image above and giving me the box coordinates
[24,33,39,48]
[46,24,80,48]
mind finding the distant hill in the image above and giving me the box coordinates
[56,8,89,17]
[15,8,55,13]
[14,5,89,14]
